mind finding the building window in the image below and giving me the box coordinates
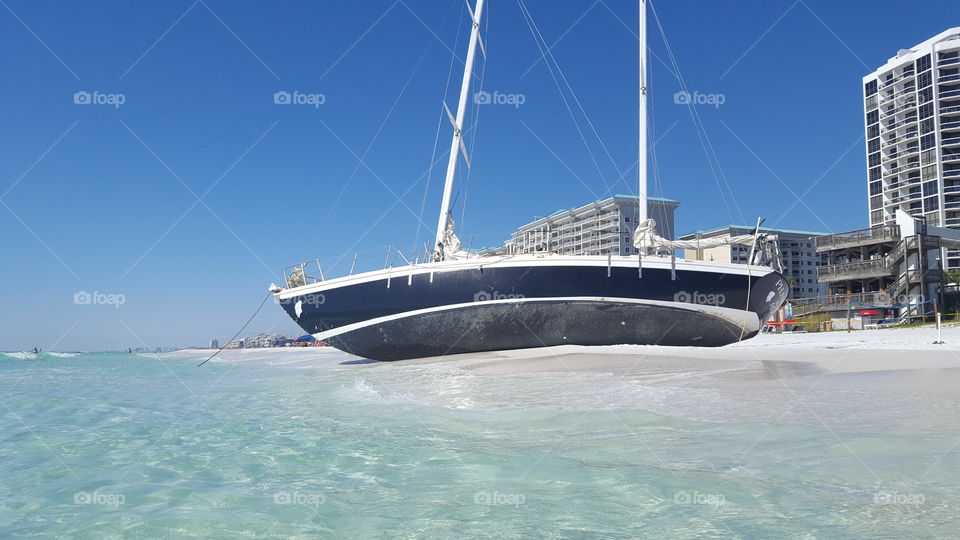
[864,79,877,97]
[919,87,933,104]
[867,110,879,125]
[917,54,931,72]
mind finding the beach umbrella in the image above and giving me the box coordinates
[296,335,316,342]
[856,309,880,317]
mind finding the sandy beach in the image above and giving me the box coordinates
[159,325,960,432]
[170,323,960,375]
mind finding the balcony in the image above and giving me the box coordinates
[939,73,960,83]
[879,87,916,106]
[883,161,920,176]
[883,130,918,145]
[881,116,917,132]
[815,225,900,252]
[940,57,960,67]
[879,71,915,89]
[881,101,917,116]
[817,259,892,282]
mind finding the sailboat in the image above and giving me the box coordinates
[270,0,788,361]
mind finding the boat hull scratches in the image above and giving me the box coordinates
[325,299,758,362]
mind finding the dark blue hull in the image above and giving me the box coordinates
[275,260,788,361]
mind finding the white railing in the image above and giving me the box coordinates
[879,71,915,88]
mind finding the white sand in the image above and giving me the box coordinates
[157,324,960,377]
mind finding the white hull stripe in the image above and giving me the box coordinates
[311,296,760,342]
[278,255,772,300]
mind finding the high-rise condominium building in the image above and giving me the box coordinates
[863,28,960,267]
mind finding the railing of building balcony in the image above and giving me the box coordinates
[879,71,915,88]
[881,101,918,116]
[790,292,898,316]
[942,89,960,100]
[882,145,920,162]
[883,130,918,145]
[944,136,960,146]
[940,57,960,67]
[882,116,918,132]
[884,162,921,175]
[944,153,960,162]
[943,120,960,130]
[939,74,960,83]
[943,105,960,115]
[879,87,916,105]
[817,259,891,281]
[815,224,899,251]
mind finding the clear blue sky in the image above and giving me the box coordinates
[1,0,957,351]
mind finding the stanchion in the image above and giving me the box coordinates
[934,300,944,345]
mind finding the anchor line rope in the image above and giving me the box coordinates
[197,292,272,367]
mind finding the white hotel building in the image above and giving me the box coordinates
[864,28,960,267]
[492,195,679,256]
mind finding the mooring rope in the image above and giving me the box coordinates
[197,292,273,367]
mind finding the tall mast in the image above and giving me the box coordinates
[434,0,486,260]
[637,0,648,223]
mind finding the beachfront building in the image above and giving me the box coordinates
[678,225,827,299]
[492,195,679,256]
[863,28,960,267]
[801,210,960,320]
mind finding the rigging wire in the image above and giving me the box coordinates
[414,2,467,256]
[648,0,744,224]
[456,0,492,238]
[516,0,613,197]
[517,0,628,195]
[316,1,458,246]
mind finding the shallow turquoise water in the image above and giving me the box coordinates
[1,351,958,538]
